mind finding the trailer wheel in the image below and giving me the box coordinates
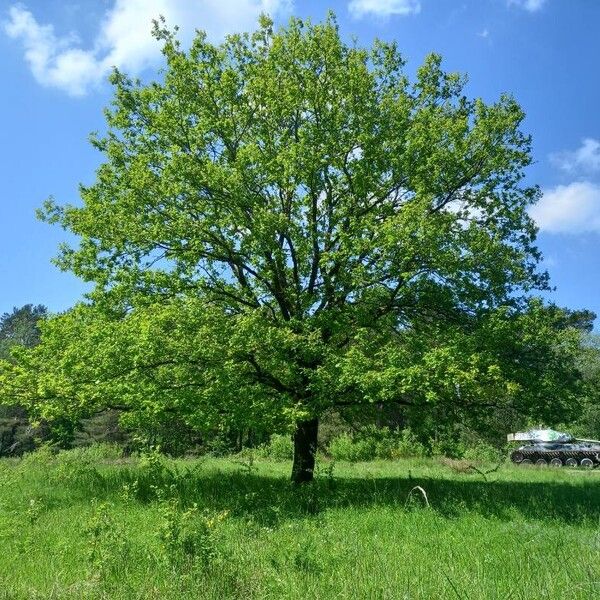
[520,459,533,466]
[550,458,563,467]
[565,458,578,467]
[580,458,594,468]
[535,459,548,467]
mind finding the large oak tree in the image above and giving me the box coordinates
[0,15,582,482]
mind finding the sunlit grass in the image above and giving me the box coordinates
[0,448,599,599]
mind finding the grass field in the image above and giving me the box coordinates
[0,447,599,599]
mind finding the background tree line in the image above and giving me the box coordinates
[1,301,598,461]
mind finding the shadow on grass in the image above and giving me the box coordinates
[49,461,600,527]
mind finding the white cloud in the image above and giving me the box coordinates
[508,0,547,12]
[477,28,490,39]
[530,181,600,234]
[348,0,421,19]
[550,138,600,174]
[3,1,291,97]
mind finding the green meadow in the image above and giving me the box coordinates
[0,447,599,599]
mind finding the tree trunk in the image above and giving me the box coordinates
[291,417,318,484]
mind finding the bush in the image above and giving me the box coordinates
[328,427,427,462]
[429,437,467,459]
[462,441,503,463]
[18,444,57,469]
[329,433,375,462]
[157,498,227,568]
[429,434,505,462]
[257,434,294,461]
[388,428,428,459]
[83,500,131,581]
[59,442,124,463]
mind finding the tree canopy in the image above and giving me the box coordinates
[0,15,586,481]
[0,304,47,360]
[0,304,47,456]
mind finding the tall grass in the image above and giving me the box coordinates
[0,448,599,598]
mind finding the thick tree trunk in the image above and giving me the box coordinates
[291,417,318,484]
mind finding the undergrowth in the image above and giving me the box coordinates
[0,447,598,599]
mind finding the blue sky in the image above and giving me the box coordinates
[1,0,599,320]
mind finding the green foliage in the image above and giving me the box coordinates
[1,451,600,598]
[0,304,47,361]
[83,500,131,581]
[0,405,35,457]
[134,448,180,501]
[389,428,429,459]
[328,433,369,462]
[25,496,44,525]
[232,448,258,475]
[567,333,600,440]
[326,425,503,463]
[157,495,227,568]
[542,306,596,333]
[73,410,131,448]
[0,305,47,456]
[18,444,56,469]
[570,405,600,440]
[0,15,589,481]
[258,433,294,461]
[328,427,428,461]
[65,442,124,462]
[461,441,504,463]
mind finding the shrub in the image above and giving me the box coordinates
[462,441,503,463]
[18,444,56,469]
[429,437,467,459]
[257,433,294,461]
[328,427,427,462]
[157,497,228,568]
[133,449,179,501]
[53,448,102,488]
[329,433,371,461]
[83,500,131,581]
[58,442,124,463]
[429,431,505,462]
[388,428,428,459]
